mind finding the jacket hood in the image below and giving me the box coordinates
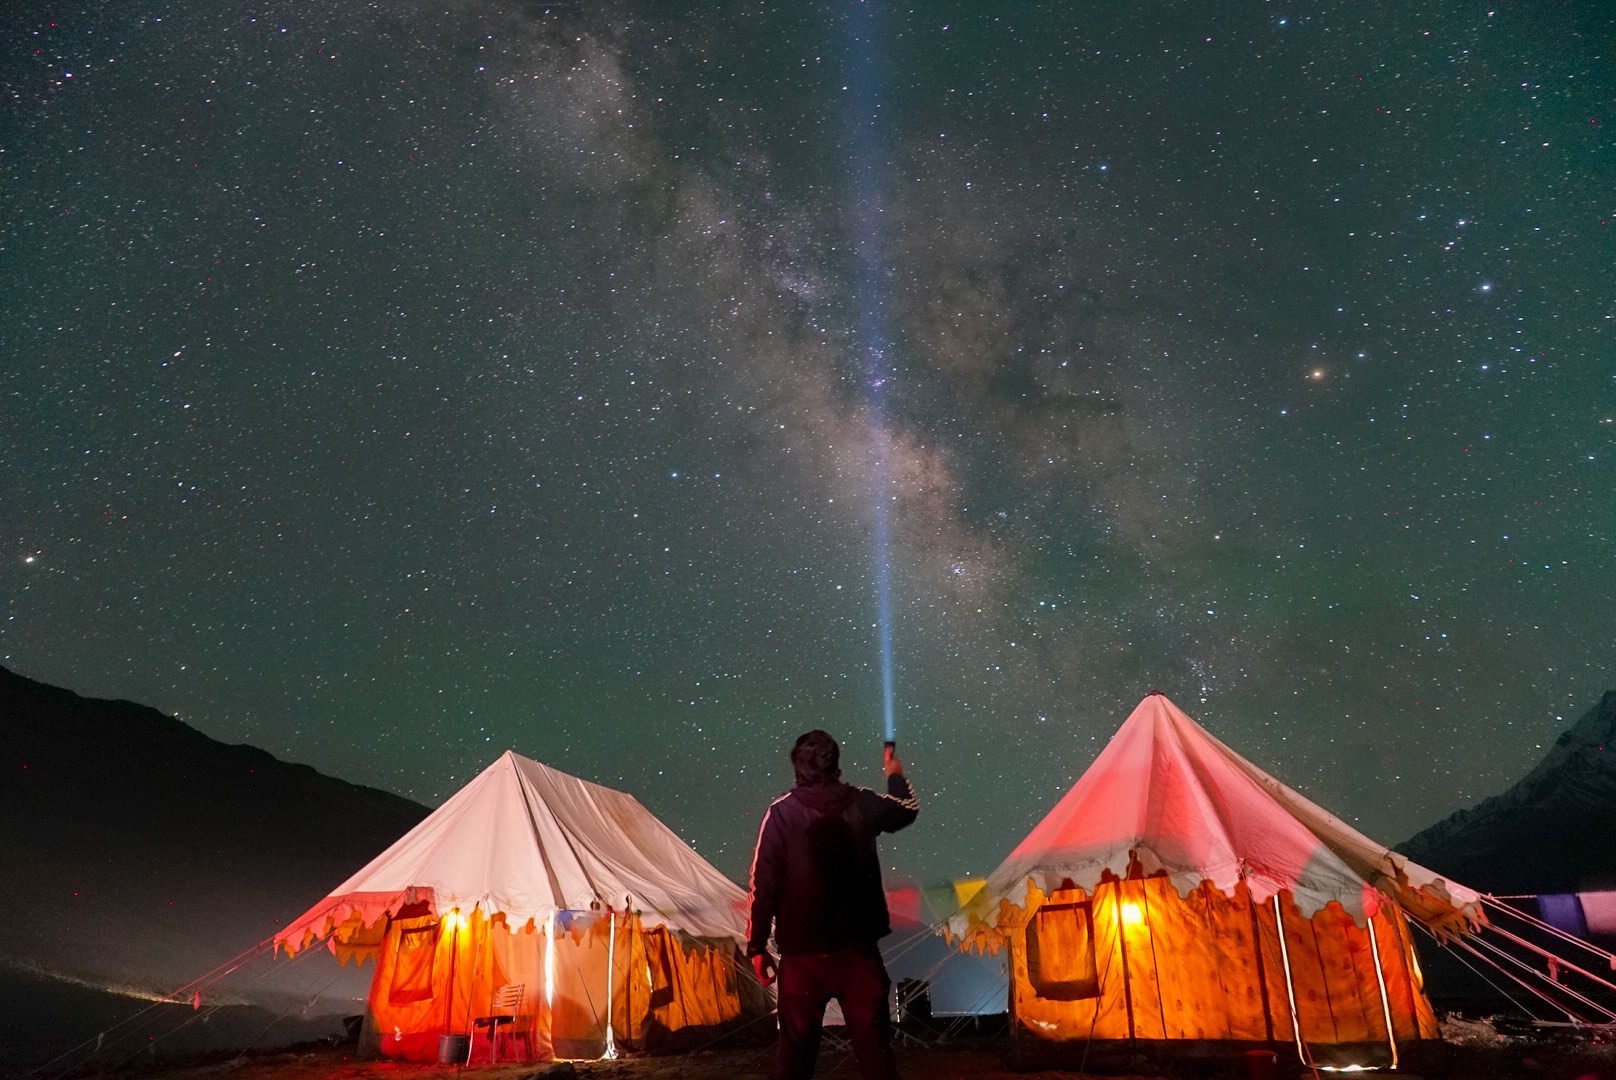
[792,780,859,814]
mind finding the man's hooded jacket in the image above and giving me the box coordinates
[747,772,919,957]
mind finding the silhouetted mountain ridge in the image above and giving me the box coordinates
[1399,690,1616,895]
[0,665,430,992]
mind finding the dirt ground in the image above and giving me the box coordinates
[111,1041,1159,1080]
[80,1029,1616,1080]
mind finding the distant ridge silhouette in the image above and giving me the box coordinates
[0,665,429,1037]
[1398,690,1616,895]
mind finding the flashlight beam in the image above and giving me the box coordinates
[847,3,898,746]
[874,453,896,743]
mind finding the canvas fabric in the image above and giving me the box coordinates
[951,693,1481,942]
[999,878,1437,1060]
[274,750,763,1063]
[951,693,1472,1058]
[278,751,747,951]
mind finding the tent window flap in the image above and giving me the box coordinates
[388,923,439,1005]
[1027,902,1099,1001]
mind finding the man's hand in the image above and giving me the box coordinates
[883,747,903,778]
[751,952,777,987]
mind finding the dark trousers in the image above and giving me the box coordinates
[775,944,898,1080]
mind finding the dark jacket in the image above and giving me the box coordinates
[746,772,919,957]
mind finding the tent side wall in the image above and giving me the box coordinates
[1005,878,1439,1065]
[358,910,551,1063]
[549,913,762,1057]
[353,909,761,1063]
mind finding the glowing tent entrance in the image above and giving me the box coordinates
[276,751,764,1063]
[950,692,1483,1071]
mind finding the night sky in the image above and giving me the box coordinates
[5,1,1613,891]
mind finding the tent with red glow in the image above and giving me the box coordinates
[949,691,1484,1071]
[276,750,766,1063]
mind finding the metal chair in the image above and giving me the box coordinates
[471,983,527,1063]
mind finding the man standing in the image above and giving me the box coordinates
[747,730,920,1080]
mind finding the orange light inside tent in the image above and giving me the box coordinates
[1120,902,1143,926]
[442,910,467,931]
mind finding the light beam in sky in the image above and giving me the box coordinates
[848,1,897,745]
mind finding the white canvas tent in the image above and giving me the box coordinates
[277,751,763,1062]
[951,692,1484,1069]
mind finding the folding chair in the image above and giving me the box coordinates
[471,983,527,1063]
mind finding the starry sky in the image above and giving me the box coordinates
[4,1,1613,891]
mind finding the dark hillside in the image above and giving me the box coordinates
[1399,691,1616,895]
[0,665,429,1004]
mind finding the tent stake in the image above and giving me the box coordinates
[1115,885,1136,1044]
[545,911,557,1011]
[1247,887,1276,1043]
[1366,910,1399,1070]
[445,911,462,1056]
[602,910,619,1059]
[1272,895,1318,1076]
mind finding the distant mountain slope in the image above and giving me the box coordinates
[1399,691,1616,895]
[0,665,430,997]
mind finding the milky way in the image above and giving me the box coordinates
[4,1,1612,887]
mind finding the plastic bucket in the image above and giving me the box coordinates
[1241,1049,1278,1080]
[437,1034,469,1064]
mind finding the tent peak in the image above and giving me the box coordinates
[958,691,1481,938]
[274,747,747,953]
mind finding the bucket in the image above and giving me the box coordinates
[1241,1049,1278,1080]
[437,1034,470,1064]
